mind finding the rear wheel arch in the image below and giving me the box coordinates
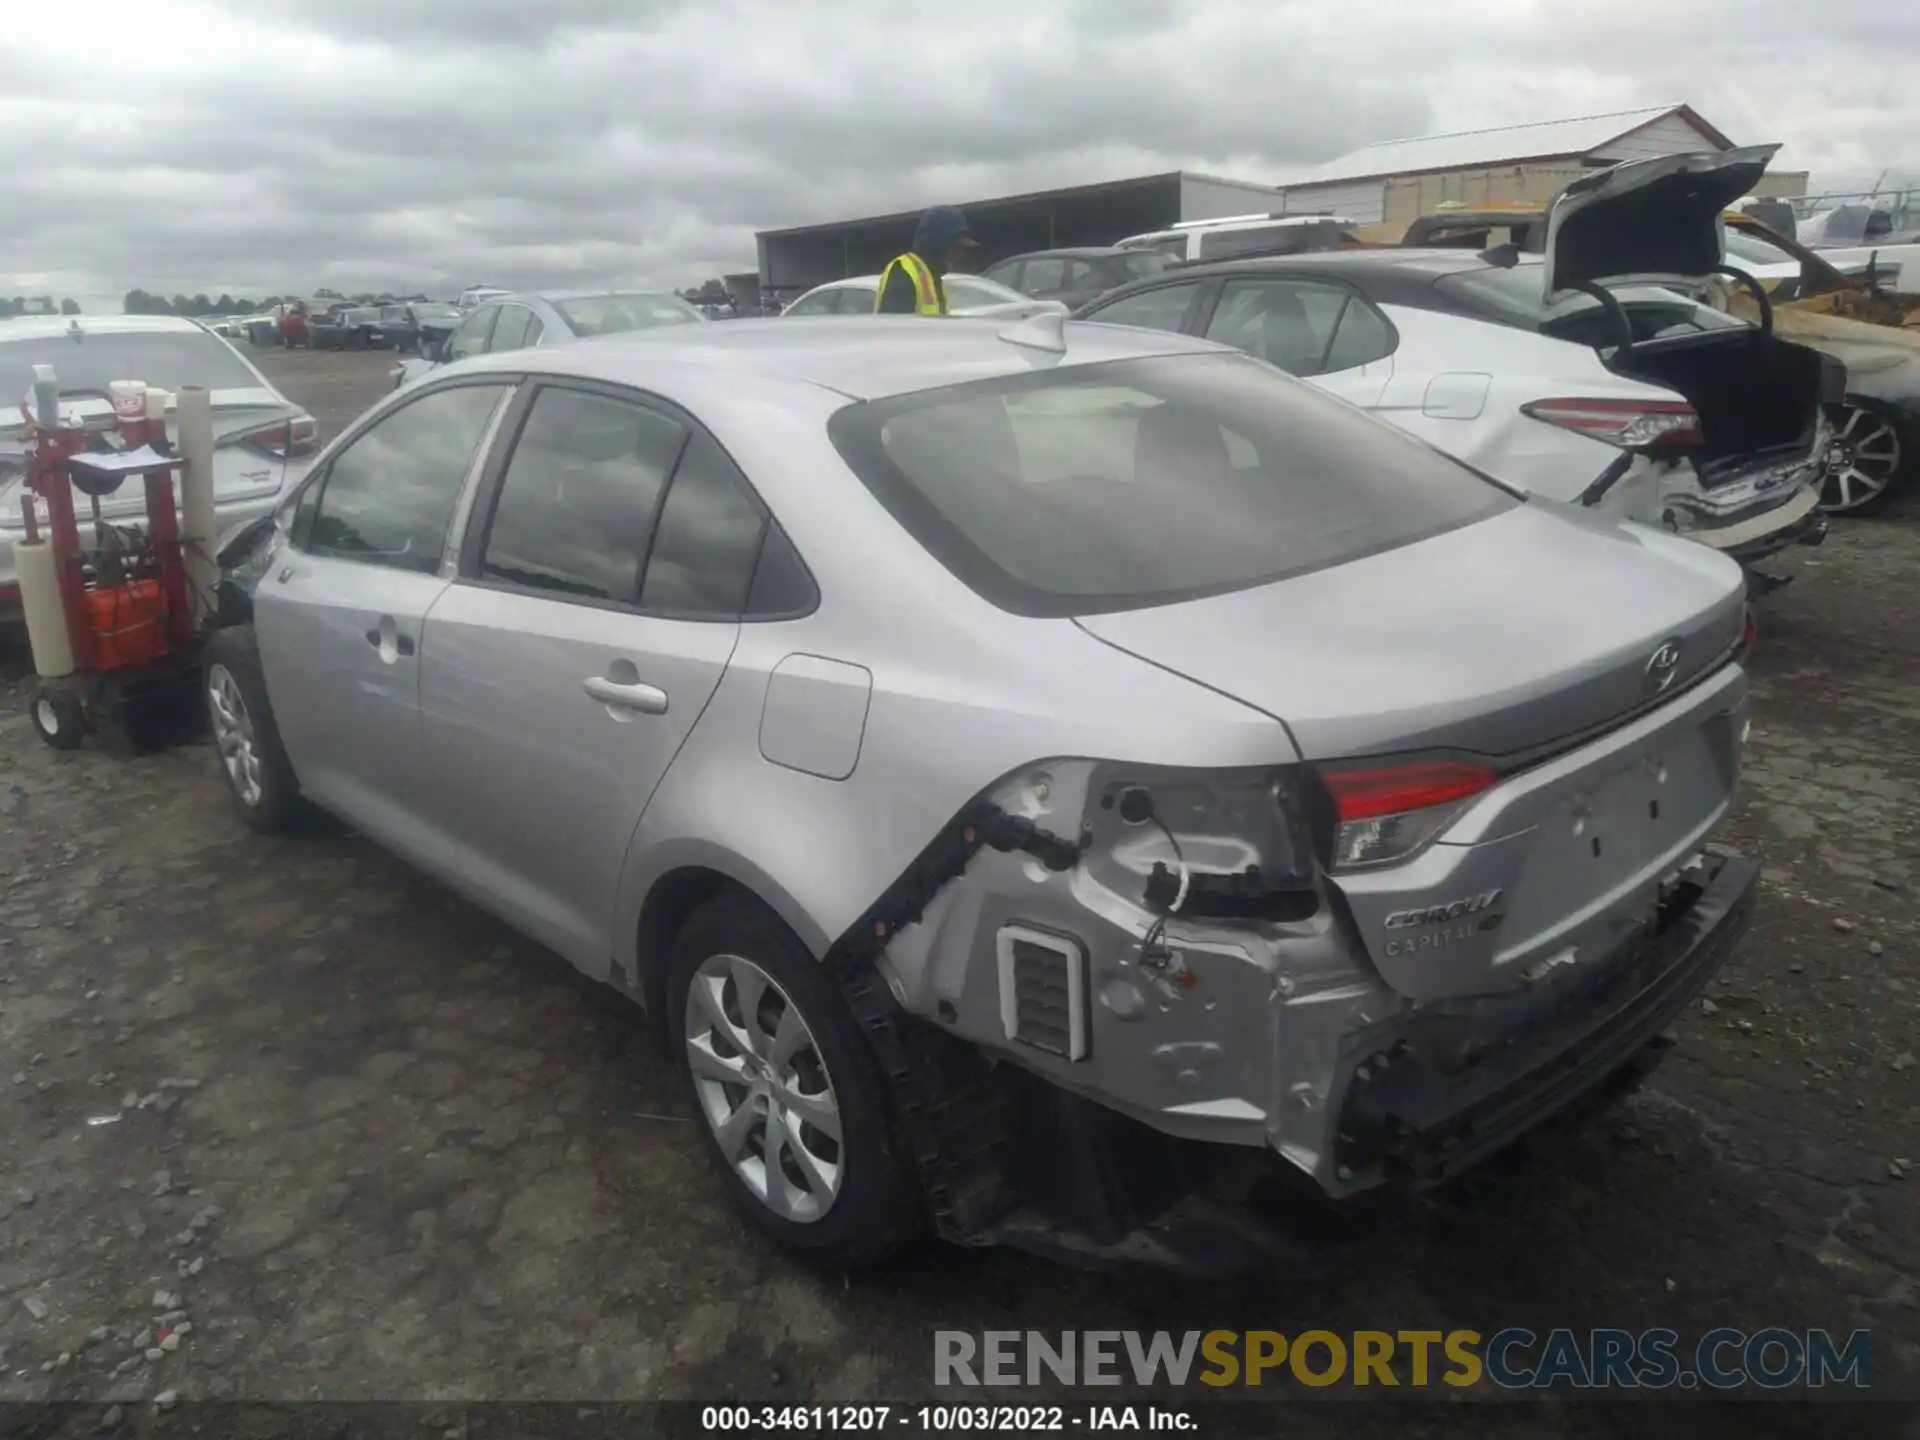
[631,862,830,1024]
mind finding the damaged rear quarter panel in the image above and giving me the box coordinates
[610,582,1299,1001]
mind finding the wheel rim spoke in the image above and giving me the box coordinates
[709,1093,759,1163]
[776,1083,841,1143]
[689,972,747,1054]
[759,1113,796,1217]
[728,956,773,1058]
[773,1108,838,1199]
[687,1034,748,1085]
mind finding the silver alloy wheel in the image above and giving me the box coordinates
[206,663,264,808]
[684,952,843,1223]
[1821,406,1902,513]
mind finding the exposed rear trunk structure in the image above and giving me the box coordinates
[1605,330,1832,476]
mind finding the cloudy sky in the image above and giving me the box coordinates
[1,0,1914,304]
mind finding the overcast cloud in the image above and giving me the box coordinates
[1,0,1914,302]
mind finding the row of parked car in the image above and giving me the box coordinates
[156,144,1884,1274]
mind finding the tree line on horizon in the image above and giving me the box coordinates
[0,297,82,317]
[122,287,436,317]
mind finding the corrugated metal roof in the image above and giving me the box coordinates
[1288,105,1727,188]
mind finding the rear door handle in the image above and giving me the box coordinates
[583,676,668,715]
[364,626,416,657]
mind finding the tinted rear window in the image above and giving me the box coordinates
[0,330,261,397]
[827,353,1514,618]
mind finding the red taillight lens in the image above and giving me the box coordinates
[1319,761,1499,870]
[1522,397,1702,451]
[240,416,318,457]
[1740,605,1758,658]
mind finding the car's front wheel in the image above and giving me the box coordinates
[667,895,922,1269]
[1820,403,1908,515]
[202,625,307,833]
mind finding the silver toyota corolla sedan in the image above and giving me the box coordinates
[205,315,1759,1271]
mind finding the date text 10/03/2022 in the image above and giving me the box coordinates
[702,1407,1195,1432]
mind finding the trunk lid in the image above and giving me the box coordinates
[0,391,297,530]
[1543,145,1780,302]
[1073,502,1746,762]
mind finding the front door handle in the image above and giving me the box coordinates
[583,676,668,715]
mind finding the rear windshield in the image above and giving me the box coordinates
[554,293,704,336]
[827,353,1514,617]
[1434,263,1747,345]
[0,330,261,403]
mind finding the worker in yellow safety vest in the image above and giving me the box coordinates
[875,207,981,315]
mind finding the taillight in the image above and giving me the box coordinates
[1522,397,1702,451]
[239,416,318,457]
[1318,760,1498,870]
[1739,604,1758,659]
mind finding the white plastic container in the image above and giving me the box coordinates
[110,380,148,424]
[16,539,76,679]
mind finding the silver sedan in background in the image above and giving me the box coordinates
[206,315,1759,1273]
[390,288,707,390]
[1,315,317,620]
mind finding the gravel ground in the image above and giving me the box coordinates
[0,346,1914,1434]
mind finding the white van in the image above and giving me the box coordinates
[1115,213,1358,264]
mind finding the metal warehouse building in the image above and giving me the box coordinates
[755,171,1281,301]
[1273,103,1809,239]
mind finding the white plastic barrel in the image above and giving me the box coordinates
[16,540,76,678]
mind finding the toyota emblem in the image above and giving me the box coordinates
[1645,638,1683,694]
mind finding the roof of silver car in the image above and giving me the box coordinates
[457,315,1224,401]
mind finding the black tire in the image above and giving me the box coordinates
[29,684,85,751]
[667,894,924,1269]
[201,625,307,833]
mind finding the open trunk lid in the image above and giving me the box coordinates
[1073,503,1746,763]
[1542,145,1781,303]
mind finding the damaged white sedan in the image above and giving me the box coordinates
[205,314,1760,1272]
[1078,146,1838,588]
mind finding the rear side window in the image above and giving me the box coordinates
[1086,283,1200,334]
[638,431,768,617]
[308,383,510,574]
[489,305,534,352]
[479,388,688,601]
[1021,258,1067,294]
[1205,279,1349,375]
[1322,296,1394,371]
[828,353,1513,617]
[449,308,497,361]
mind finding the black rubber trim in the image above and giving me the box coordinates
[824,800,1087,1240]
[1337,852,1759,1184]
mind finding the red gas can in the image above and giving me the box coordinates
[86,580,170,671]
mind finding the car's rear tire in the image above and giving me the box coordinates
[202,625,307,833]
[667,894,924,1270]
[1819,403,1909,516]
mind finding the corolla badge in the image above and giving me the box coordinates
[1645,638,1684,695]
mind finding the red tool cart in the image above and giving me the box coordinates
[15,370,209,752]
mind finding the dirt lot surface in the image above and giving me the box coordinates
[1,345,1915,1435]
